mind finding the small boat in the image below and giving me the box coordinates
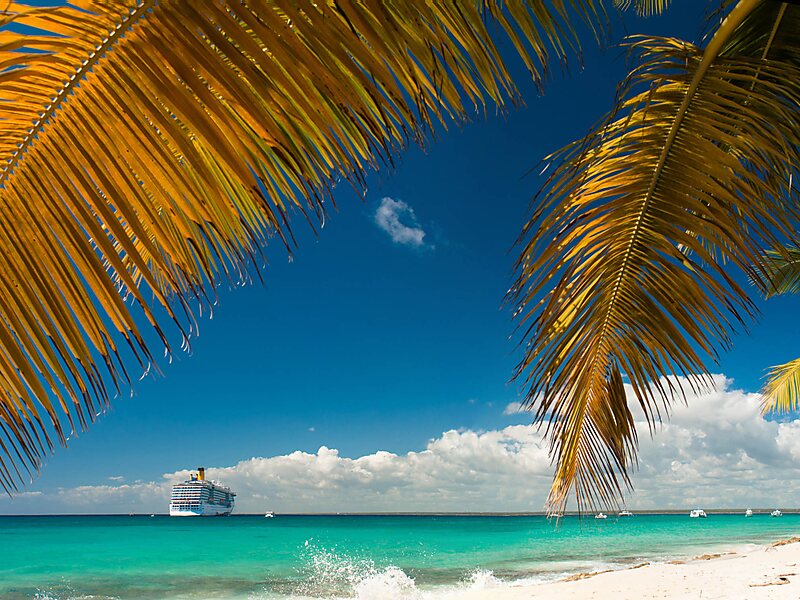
[264,511,275,518]
[771,509,783,517]
[594,512,608,520]
[619,510,634,517]
[689,509,707,518]
[745,509,753,517]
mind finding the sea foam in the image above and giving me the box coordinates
[285,542,516,600]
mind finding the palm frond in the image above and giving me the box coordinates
[762,357,800,414]
[0,0,604,491]
[754,244,800,298]
[614,0,672,17]
[510,0,800,514]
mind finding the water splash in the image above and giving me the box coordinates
[351,567,419,600]
[462,569,501,590]
[290,543,421,599]
[33,582,120,600]
[285,544,512,600]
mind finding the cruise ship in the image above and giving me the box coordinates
[169,467,235,517]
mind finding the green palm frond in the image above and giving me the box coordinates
[614,0,672,17]
[510,0,800,514]
[0,0,604,492]
[756,241,800,414]
[762,357,800,414]
[755,245,800,298]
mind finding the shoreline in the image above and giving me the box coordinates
[456,537,800,599]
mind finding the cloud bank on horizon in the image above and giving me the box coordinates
[4,375,800,514]
[374,197,429,248]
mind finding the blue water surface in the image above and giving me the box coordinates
[1,513,798,599]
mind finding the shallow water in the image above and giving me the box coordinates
[1,513,798,599]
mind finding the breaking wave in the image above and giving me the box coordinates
[276,541,538,600]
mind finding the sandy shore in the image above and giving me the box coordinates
[458,538,800,599]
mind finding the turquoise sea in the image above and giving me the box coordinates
[1,513,799,599]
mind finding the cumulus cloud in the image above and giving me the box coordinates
[4,374,800,514]
[374,197,428,248]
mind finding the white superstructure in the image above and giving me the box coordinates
[169,467,235,517]
[689,509,707,518]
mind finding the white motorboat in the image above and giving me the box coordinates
[594,512,608,520]
[619,510,634,517]
[745,509,753,517]
[689,509,707,518]
[771,509,783,517]
[265,511,275,518]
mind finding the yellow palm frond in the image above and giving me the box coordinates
[510,0,800,514]
[762,357,800,414]
[0,0,604,492]
[614,0,672,17]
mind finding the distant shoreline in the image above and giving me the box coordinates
[1,509,796,517]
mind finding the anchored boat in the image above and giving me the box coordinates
[689,509,707,518]
[169,467,235,517]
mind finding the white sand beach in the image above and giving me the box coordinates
[459,538,800,600]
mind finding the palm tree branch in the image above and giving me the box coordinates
[511,0,800,513]
[760,3,787,60]
[644,0,760,208]
[0,0,605,491]
[762,357,800,414]
[0,2,155,188]
[614,0,672,17]
[754,245,800,297]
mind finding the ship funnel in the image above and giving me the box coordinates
[197,467,205,481]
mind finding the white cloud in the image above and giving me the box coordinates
[374,197,428,248]
[108,475,124,482]
[5,374,800,514]
[503,401,524,415]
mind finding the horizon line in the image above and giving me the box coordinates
[1,509,796,517]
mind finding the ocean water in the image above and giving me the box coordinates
[1,513,798,600]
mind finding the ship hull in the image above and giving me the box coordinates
[169,504,232,517]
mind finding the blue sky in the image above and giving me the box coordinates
[5,2,800,512]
